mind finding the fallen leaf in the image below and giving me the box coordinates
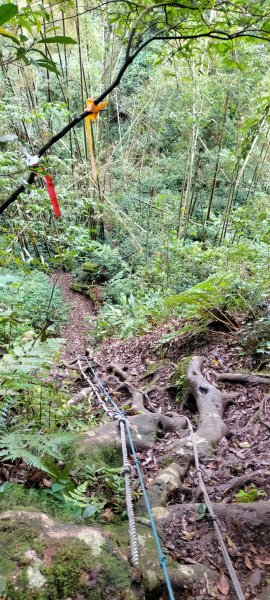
[102,508,114,522]
[244,554,253,570]
[226,536,235,548]
[166,541,175,550]
[217,572,230,596]
[238,441,251,449]
[42,478,51,488]
[248,568,262,587]
[254,558,263,568]
[257,556,270,565]
[181,530,196,540]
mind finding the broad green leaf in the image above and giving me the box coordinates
[83,505,99,518]
[0,26,20,44]
[37,35,77,45]
[0,3,18,26]
[29,58,60,74]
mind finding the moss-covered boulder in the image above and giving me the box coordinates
[0,511,135,599]
[71,263,106,295]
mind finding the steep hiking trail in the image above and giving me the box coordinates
[54,275,270,600]
[50,270,94,363]
[2,275,270,600]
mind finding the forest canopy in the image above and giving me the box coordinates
[0,1,270,599]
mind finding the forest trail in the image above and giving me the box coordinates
[48,274,270,599]
[51,271,93,363]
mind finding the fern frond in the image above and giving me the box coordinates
[0,431,76,475]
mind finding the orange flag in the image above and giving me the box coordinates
[85,99,107,181]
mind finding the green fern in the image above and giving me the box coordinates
[63,481,106,518]
[164,275,235,326]
[0,431,75,475]
[64,481,89,507]
[165,275,230,310]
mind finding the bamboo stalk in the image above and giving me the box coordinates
[206,89,230,221]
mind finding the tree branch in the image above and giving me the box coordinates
[1,3,269,214]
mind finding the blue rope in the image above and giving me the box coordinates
[85,358,176,600]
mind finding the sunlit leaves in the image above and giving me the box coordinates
[0,3,18,27]
[0,3,77,72]
[0,26,19,44]
[37,35,77,45]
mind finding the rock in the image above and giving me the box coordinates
[76,414,160,468]
[0,510,217,599]
[0,510,135,599]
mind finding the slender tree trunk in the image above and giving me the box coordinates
[206,89,230,221]
[246,130,270,202]
[221,111,268,241]
[75,0,87,158]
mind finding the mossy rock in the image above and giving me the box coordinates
[70,281,89,293]
[87,285,103,307]
[71,264,106,289]
[81,262,100,274]
[0,511,135,599]
[171,355,192,402]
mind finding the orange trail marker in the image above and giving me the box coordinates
[85,98,107,181]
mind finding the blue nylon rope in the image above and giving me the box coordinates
[85,358,175,600]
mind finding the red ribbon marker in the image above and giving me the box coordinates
[44,175,61,219]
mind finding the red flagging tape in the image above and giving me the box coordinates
[44,175,61,218]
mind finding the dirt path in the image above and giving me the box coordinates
[51,271,93,363]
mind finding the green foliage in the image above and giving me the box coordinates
[0,270,67,337]
[95,292,161,340]
[63,481,106,518]
[0,0,270,536]
[235,484,266,503]
[0,3,18,26]
[0,431,75,476]
[0,2,77,73]
[83,463,126,516]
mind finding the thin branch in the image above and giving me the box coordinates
[1,3,270,214]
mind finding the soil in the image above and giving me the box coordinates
[51,270,94,363]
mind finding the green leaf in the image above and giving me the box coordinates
[0,26,20,44]
[37,35,77,45]
[83,505,99,518]
[30,58,60,74]
[0,3,18,27]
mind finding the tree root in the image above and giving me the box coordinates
[207,469,269,498]
[146,356,239,506]
[217,372,270,385]
[75,362,186,458]
[152,500,270,530]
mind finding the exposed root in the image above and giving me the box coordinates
[153,500,270,530]
[76,361,186,458]
[217,372,270,385]
[68,387,92,405]
[207,469,269,497]
[146,356,239,506]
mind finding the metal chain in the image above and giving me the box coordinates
[77,357,116,420]
[78,356,176,600]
